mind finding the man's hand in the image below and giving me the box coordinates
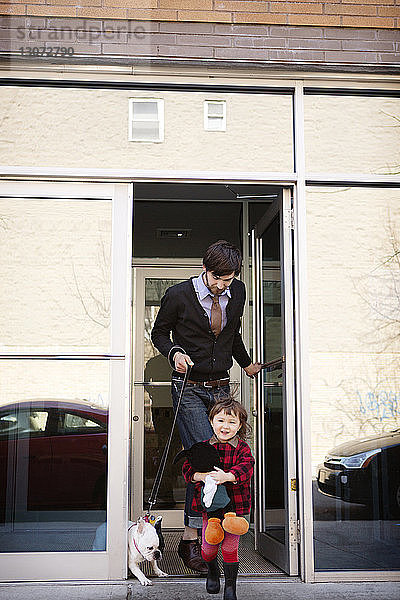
[209,467,236,485]
[244,362,262,378]
[174,351,194,373]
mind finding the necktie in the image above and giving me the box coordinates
[211,295,222,337]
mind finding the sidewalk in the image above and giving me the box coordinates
[0,579,399,600]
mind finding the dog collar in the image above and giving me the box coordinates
[133,536,142,556]
[129,514,156,558]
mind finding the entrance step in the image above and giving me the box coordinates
[136,530,284,578]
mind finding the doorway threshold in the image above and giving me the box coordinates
[137,530,284,578]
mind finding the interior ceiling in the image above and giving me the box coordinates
[134,182,281,202]
[133,183,281,259]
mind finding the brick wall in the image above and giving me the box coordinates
[1,0,399,29]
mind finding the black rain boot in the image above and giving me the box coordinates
[223,561,239,600]
[206,557,220,594]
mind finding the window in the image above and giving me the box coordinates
[129,98,164,142]
[58,411,106,434]
[204,100,226,131]
[0,408,49,437]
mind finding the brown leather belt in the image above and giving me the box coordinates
[186,377,230,389]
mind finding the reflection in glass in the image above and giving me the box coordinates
[304,95,400,174]
[0,360,109,552]
[0,198,112,353]
[143,278,188,508]
[307,187,400,571]
[0,87,293,172]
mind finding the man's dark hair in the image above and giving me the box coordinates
[203,240,242,276]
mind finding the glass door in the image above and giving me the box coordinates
[252,189,298,575]
[131,267,198,528]
[131,266,243,528]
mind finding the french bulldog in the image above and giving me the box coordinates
[128,516,169,586]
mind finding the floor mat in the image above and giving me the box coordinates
[138,530,283,577]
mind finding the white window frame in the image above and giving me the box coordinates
[204,100,226,132]
[129,98,164,143]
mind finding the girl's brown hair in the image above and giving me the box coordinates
[208,397,252,440]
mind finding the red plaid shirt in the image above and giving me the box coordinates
[182,435,255,516]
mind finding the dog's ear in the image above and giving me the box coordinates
[137,517,146,535]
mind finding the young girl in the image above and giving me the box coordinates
[182,397,255,600]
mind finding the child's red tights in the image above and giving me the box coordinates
[201,514,240,563]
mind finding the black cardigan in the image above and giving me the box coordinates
[151,278,251,381]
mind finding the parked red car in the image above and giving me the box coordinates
[0,399,108,519]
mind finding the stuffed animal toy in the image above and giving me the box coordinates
[174,442,249,543]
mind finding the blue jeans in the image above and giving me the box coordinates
[171,377,230,529]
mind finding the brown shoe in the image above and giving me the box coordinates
[178,538,208,574]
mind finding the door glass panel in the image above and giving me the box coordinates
[143,278,187,509]
[0,359,109,553]
[260,217,285,545]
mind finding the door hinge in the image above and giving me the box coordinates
[284,208,295,230]
[289,519,301,544]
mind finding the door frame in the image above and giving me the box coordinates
[252,188,299,575]
[0,181,132,582]
[131,265,243,527]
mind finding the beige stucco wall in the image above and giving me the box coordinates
[0,86,293,173]
[0,360,110,409]
[0,198,112,354]
[304,96,400,175]
[3,87,399,176]
[306,187,400,474]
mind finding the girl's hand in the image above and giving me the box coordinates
[209,467,236,485]
[193,471,211,483]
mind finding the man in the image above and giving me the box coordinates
[151,240,261,573]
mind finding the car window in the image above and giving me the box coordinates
[57,411,106,434]
[0,409,49,438]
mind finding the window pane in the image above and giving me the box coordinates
[0,359,109,553]
[0,87,293,172]
[132,120,160,141]
[305,95,400,174]
[306,187,400,571]
[143,278,187,509]
[60,413,104,432]
[0,409,49,435]
[132,101,158,119]
[207,116,224,131]
[0,198,112,353]
[207,102,224,117]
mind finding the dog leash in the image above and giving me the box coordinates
[146,364,192,515]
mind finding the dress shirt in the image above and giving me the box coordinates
[192,272,231,331]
